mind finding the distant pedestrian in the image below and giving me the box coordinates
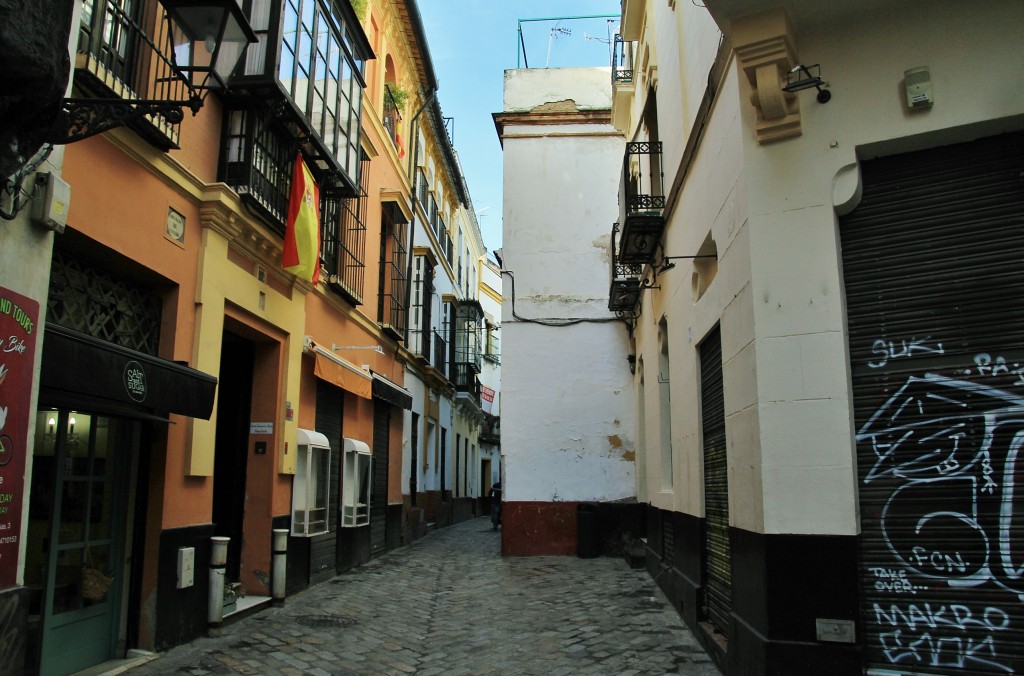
[489,480,502,530]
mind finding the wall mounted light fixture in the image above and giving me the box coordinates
[782,64,831,103]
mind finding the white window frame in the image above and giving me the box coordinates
[292,428,332,536]
[342,438,372,527]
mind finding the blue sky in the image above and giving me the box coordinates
[417,0,621,252]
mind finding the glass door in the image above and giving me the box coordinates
[27,410,131,675]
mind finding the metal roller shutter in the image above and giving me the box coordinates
[315,381,343,532]
[841,132,1024,675]
[700,325,731,635]
[371,404,390,557]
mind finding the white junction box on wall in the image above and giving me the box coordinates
[177,546,195,589]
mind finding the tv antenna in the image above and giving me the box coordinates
[546,26,571,67]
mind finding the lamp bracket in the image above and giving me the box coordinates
[47,96,202,145]
[654,253,718,277]
[782,64,831,103]
[332,344,384,355]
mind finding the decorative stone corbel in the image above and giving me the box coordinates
[732,8,801,144]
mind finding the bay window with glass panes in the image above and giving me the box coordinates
[230,0,370,193]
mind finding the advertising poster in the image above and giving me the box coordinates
[0,287,39,588]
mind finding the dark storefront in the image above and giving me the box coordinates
[25,324,215,674]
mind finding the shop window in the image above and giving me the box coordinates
[341,438,371,527]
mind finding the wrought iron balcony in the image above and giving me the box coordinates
[480,412,500,445]
[619,141,666,264]
[612,34,635,84]
[72,0,193,149]
[433,330,448,377]
[383,84,403,154]
[453,363,481,398]
[609,222,644,312]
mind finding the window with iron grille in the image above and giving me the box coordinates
[484,325,500,363]
[432,328,447,377]
[408,255,434,358]
[443,299,455,379]
[48,249,162,355]
[222,108,293,229]
[416,168,429,209]
[321,152,369,304]
[382,84,402,150]
[377,206,409,340]
[429,196,439,236]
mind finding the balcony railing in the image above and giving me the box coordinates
[416,168,429,208]
[383,84,403,152]
[433,330,448,376]
[75,0,189,148]
[612,34,635,84]
[609,221,644,312]
[480,412,500,445]
[453,363,481,398]
[618,141,666,265]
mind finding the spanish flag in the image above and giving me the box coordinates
[282,153,321,283]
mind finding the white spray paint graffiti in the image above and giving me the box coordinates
[868,337,946,369]
[857,352,1024,674]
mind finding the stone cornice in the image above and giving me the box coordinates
[493,108,613,146]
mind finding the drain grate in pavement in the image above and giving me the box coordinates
[292,614,357,628]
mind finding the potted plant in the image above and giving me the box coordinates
[387,83,409,113]
[223,581,243,614]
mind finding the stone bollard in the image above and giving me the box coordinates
[272,528,288,604]
[208,536,230,636]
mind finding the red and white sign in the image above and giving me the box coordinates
[481,385,495,414]
[0,286,39,588]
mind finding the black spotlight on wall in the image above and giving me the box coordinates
[782,64,831,103]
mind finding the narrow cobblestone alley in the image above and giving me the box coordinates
[131,518,718,675]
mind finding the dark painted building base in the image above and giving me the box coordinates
[644,505,861,676]
[420,490,452,527]
[337,524,371,572]
[2,586,30,675]
[386,504,402,552]
[452,497,476,523]
[156,524,216,651]
[502,500,646,557]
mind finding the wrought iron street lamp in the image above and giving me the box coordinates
[47,0,256,145]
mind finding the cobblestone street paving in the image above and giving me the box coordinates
[134,517,718,675]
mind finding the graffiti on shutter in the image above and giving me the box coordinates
[842,132,1024,675]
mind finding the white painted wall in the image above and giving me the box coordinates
[500,68,634,503]
[504,67,613,112]
[627,0,1024,536]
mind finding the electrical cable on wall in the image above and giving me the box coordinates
[500,270,627,328]
[1,144,53,221]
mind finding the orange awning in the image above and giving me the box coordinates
[312,347,372,399]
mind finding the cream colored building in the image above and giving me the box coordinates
[611,0,1024,674]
